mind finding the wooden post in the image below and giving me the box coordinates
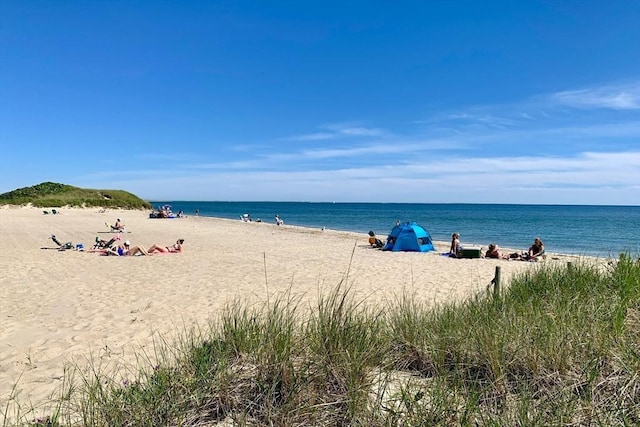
[567,262,573,272]
[493,266,501,299]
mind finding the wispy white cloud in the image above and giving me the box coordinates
[73,80,640,205]
[186,159,267,170]
[82,150,640,205]
[291,132,336,141]
[548,81,640,110]
[418,80,640,132]
[338,126,384,136]
[293,140,454,159]
[286,123,388,141]
[445,113,518,129]
[135,152,195,161]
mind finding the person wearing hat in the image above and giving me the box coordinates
[109,240,150,256]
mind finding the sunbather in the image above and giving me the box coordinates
[106,218,125,231]
[485,243,508,259]
[107,240,150,256]
[509,238,545,261]
[148,239,184,254]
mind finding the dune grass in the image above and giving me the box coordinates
[4,255,639,426]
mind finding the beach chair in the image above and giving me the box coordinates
[105,222,126,232]
[50,235,74,251]
[93,235,120,249]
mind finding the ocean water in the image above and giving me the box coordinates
[152,202,640,257]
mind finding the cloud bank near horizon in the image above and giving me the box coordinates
[72,81,639,205]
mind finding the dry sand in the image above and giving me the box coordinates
[0,206,577,412]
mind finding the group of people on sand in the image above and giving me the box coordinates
[102,238,185,256]
[366,228,545,261]
[239,213,285,225]
[240,213,264,223]
[486,237,545,261]
[449,232,545,261]
[149,205,176,219]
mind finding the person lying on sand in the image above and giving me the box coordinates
[148,239,184,254]
[105,240,150,256]
[485,243,509,259]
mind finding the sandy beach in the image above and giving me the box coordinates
[0,206,578,412]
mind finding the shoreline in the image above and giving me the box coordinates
[144,201,639,257]
[0,206,610,411]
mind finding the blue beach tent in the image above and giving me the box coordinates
[382,222,435,252]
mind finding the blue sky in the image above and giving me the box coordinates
[1,1,639,205]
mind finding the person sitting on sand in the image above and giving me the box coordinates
[108,240,150,256]
[449,232,461,258]
[148,239,184,254]
[522,237,545,261]
[367,231,384,248]
[485,243,508,259]
[106,218,125,231]
[275,214,284,226]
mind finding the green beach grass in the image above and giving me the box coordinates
[0,182,152,210]
[3,255,639,426]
